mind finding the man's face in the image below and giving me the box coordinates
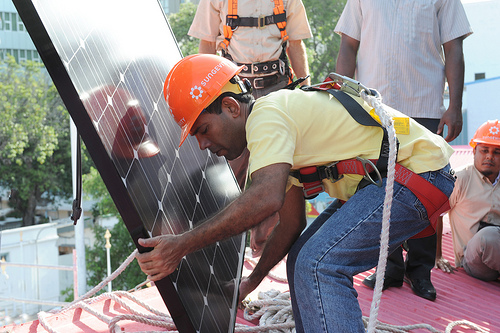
[189,100,246,160]
[473,143,500,181]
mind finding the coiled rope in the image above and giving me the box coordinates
[35,246,488,333]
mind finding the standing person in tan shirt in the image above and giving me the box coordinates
[188,0,312,255]
[437,120,500,281]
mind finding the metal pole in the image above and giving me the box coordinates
[104,229,112,292]
[72,249,78,299]
[71,121,87,295]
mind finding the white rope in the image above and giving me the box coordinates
[241,289,489,333]
[360,90,398,333]
[34,244,489,333]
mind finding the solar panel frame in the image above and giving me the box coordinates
[12,1,247,332]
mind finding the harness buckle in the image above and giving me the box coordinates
[356,157,383,187]
[258,15,266,29]
[324,161,343,183]
[253,77,264,89]
[327,72,377,98]
[303,182,324,199]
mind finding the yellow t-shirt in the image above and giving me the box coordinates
[246,89,454,201]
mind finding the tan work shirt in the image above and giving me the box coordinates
[448,164,500,266]
[188,0,312,64]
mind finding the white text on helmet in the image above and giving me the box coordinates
[200,61,227,87]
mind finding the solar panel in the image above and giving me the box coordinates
[12,1,246,332]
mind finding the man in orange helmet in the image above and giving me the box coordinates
[436,120,500,281]
[136,54,456,332]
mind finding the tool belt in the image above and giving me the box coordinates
[290,158,451,238]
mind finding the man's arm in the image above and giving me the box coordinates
[439,37,465,142]
[239,184,306,302]
[198,39,217,54]
[335,34,360,78]
[287,40,310,86]
[136,163,291,281]
[435,215,456,273]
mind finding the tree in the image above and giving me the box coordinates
[0,55,72,226]
[303,0,347,84]
[168,2,199,57]
[83,167,146,294]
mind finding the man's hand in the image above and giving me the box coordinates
[438,105,463,142]
[238,276,259,304]
[136,234,186,281]
[435,257,456,274]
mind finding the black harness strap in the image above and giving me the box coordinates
[71,133,83,225]
[226,12,286,29]
[298,86,399,190]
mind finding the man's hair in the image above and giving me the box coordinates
[204,78,254,115]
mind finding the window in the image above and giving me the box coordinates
[4,12,11,31]
[17,15,25,31]
[19,49,26,63]
[475,73,485,81]
[11,13,17,31]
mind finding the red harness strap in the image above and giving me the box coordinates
[295,159,450,238]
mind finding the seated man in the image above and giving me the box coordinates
[436,120,500,281]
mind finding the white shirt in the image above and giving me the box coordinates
[334,0,472,118]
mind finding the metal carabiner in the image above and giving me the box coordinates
[356,157,383,187]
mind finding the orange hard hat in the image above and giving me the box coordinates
[163,54,245,147]
[470,119,500,148]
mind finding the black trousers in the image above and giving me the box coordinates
[385,117,441,280]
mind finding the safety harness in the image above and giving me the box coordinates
[219,0,292,87]
[290,74,451,237]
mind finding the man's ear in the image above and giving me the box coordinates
[221,96,241,118]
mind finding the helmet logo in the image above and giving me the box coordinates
[190,86,204,100]
[489,126,499,135]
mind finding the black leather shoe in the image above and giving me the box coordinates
[404,276,436,301]
[362,273,403,290]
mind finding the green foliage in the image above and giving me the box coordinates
[303,0,347,84]
[83,167,119,217]
[82,166,145,293]
[168,2,199,57]
[0,55,72,225]
[85,221,146,294]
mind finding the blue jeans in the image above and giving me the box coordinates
[287,165,455,333]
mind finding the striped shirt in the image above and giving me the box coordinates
[334,0,473,118]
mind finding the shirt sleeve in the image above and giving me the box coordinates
[449,165,469,209]
[438,0,473,44]
[334,0,362,40]
[188,0,223,42]
[285,0,313,41]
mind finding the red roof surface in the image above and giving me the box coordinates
[4,145,500,332]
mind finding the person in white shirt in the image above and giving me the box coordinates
[334,0,473,301]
